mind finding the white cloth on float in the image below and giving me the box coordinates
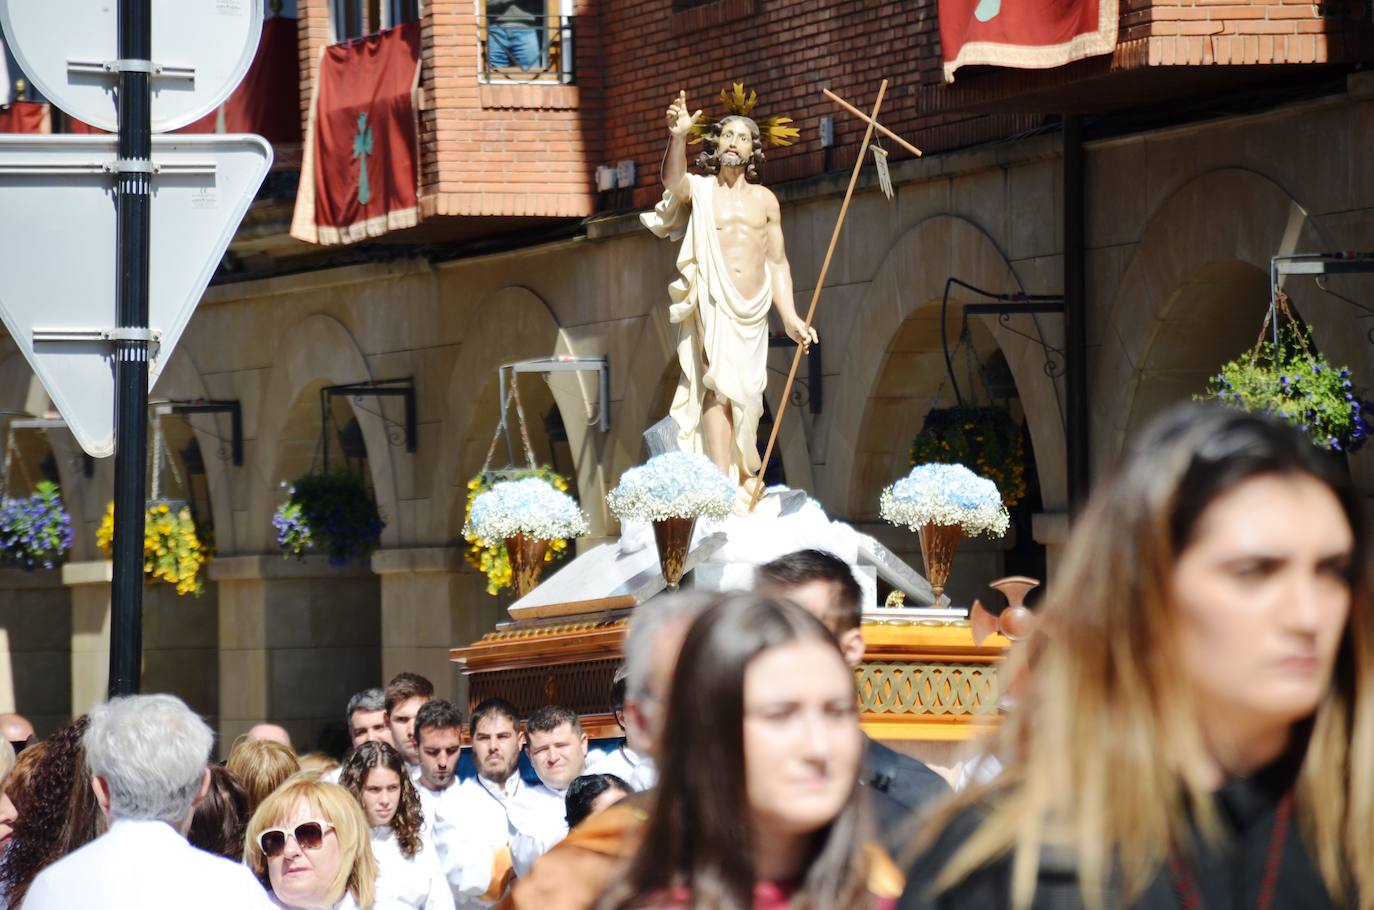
[370,825,455,910]
[23,818,275,910]
[641,173,772,485]
[585,744,656,791]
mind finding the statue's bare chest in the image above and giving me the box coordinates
[710,186,767,234]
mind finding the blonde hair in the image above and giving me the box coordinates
[243,775,376,909]
[920,405,1374,909]
[227,739,300,818]
[296,752,341,779]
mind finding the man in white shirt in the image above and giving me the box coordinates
[506,705,589,876]
[24,694,274,910]
[446,699,525,908]
[386,671,434,784]
[414,699,513,907]
[584,670,655,790]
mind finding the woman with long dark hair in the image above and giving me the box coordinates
[902,402,1374,909]
[599,594,902,910]
[0,716,104,909]
[339,741,451,910]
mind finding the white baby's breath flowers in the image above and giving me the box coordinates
[607,451,736,521]
[465,477,589,543]
[880,463,1010,538]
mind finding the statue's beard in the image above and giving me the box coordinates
[719,151,745,168]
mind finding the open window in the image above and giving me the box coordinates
[332,0,421,41]
[479,0,573,83]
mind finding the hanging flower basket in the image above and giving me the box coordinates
[464,467,577,596]
[909,406,1027,508]
[273,470,385,566]
[0,481,74,571]
[464,475,588,597]
[97,499,208,596]
[1201,318,1373,453]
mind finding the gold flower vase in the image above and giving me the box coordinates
[505,534,551,597]
[652,516,697,590]
[917,522,963,600]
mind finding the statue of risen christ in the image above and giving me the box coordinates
[641,91,818,492]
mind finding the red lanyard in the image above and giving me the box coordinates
[1168,790,1294,910]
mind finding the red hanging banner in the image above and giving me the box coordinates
[938,0,1118,82]
[291,22,422,246]
[0,102,50,134]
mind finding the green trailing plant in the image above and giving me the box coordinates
[910,406,1027,508]
[1201,317,1372,453]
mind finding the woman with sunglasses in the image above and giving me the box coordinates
[244,775,377,910]
[340,741,454,910]
[901,403,1374,909]
[597,595,903,910]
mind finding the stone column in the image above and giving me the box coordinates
[61,560,221,728]
[213,555,380,754]
[63,560,112,718]
[1032,512,1070,581]
[371,547,502,709]
[0,567,71,735]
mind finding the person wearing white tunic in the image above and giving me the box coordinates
[585,669,657,791]
[507,706,589,876]
[23,695,275,910]
[338,740,453,910]
[641,91,816,488]
[414,699,513,906]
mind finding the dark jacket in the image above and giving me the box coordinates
[899,755,1337,910]
[863,735,953,815]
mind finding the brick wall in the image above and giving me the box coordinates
[290,0,1370,223]
[1119,0,1372,65]
[597,0,1039,210]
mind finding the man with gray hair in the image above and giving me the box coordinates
[346,686,389,747]
[24,695,274,909]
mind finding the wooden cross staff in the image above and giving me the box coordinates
[747,80,923,512]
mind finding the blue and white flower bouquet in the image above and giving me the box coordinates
[606,452,736,521]
[879,463,1010,538]
[466,477,589,543]
[0,481,74,570]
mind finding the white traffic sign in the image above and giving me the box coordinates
[0,134,272,457]
[0,0,262,133]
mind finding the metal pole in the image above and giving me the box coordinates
[109,0,152,697]
[1063,115,1089,517]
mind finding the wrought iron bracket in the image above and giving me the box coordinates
[1270,252,1374,345]
[504,357,611,434]
[941,277,1066,407]
[321,379,417,470]
[156,399,243,466]
[768,334,822,415]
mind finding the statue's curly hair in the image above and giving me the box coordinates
[338,740,425,859]
[0,716,105,907]
[695,115,764,180]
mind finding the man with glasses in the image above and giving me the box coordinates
[415,698,515,907]
[24,694,274,909]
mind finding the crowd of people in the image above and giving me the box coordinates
[0,402,1364,909]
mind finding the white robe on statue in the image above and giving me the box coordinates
[641,173,771,483]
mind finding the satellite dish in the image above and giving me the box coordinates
[0,0,263,133]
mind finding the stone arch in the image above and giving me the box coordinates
[0,349,94,558]
[823,214,1068,517]
[1094,167,1359,466]
[151,349,238,558]
[430,287,600,540]
[248,314,401,553]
